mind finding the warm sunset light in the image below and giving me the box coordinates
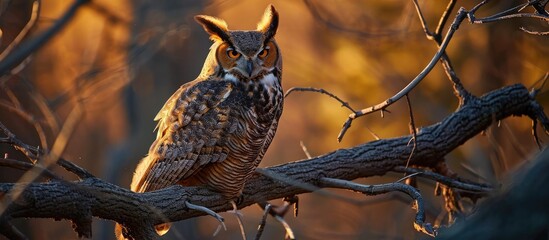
[0,1,548,239]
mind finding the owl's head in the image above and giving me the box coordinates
[195,5,281,83]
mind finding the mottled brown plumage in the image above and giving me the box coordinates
[116,5,283,239]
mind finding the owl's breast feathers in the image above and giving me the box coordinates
[131,77,283,198]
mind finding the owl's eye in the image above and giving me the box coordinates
[258,48,269,58]
[227,49,241,59]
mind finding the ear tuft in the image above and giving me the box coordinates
[256,5,279,41]
[194,15,231,42]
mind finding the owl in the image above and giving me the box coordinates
[116,5,283,239]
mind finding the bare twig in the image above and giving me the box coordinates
[299,141,312,159]
[337,8,469,142]
[530,72,549,94]
[469,0,489,15]
[532,119,543,150]
[320,177,436,237]
[256,199,297,240]
[412,0,472,103]
[520,27,549,35]
[57,158,94,179]
[274,214,295,240]
[412,0,435,39]
[392,166,493,193]
[254,203,272,240]
[30,89,61,137]
[435,0,457,37]
[396,172,422,183]
[471,12,549,23]
[0,121,40,161]
[255,168,369,204]
[0,0,90,76]
[364,125,381,140]
[0,1,39,61]
[468,0,549,23]
[258,197,301,239]
[285,87,355,112]
[230,201,247,240]
[185,201,226,231]
[0,158,60,180]
[0,98,49,155]
[0,119,94,179]
[404,94,417,170]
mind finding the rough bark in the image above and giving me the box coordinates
[1,84,546,239]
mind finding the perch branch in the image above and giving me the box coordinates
[0,84,545,239]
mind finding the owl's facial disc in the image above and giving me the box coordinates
[217,41,278,80]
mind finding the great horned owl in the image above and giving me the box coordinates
[116,5,283,239]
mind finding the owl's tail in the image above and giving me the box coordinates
[114,222,171,239]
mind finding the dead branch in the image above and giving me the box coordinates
[285,87,356,112]
[412,0,472,102]
[0,83,546,239]
[319,177,435,237]
[337,8,469,142]
[392,166,493,193]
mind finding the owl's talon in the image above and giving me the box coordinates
[184,201,226,228]
[229,200,247,240]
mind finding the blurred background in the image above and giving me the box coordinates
[0,0,548,239]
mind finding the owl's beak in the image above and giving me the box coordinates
[236,59,258,78]
[246,60,253,77]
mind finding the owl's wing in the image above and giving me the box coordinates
[131,79,235,193]
[254,106,282,168]
[153,82,190,138]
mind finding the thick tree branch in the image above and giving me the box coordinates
[0,84,546,239]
